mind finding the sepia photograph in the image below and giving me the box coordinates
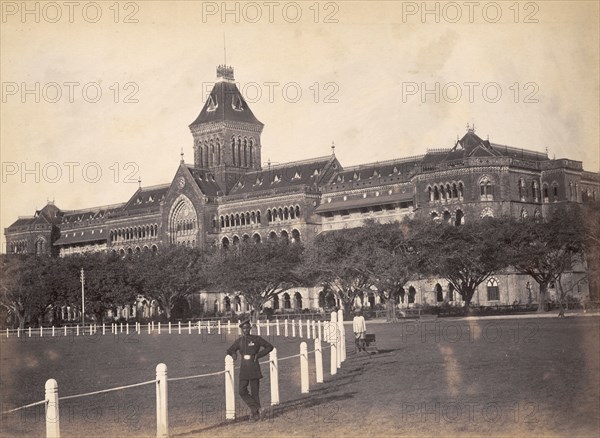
[1,1,599,437]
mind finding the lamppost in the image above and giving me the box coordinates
[80,268,85,326]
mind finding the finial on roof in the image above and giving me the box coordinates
[331,141,335,156]
[138,177,142,189]
[466,122,475,133]
[466,122,470,131]
[180,147,184,163]
[216,64,235,82]
[545,146,549,157]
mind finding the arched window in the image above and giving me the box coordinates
[231,137,236,166]
[487,278,500,301]
[284,207,289,220]
[295,206,300,217]
[249,139,254,167]
[552,182,559,202]
[455,209,464,226]
[272,294,279,310]
[446,184,452,199]
[428,186,433,202]
[443,211,451,224]
[235,296,242,312]
[434,186,440,201]
[520,208,528,220]
[242,234,250,243]
[408,286,416,304]
[280,230,289,242]
[267,209,272,222]
[518,178,526,201]
[253,233,261,243]
[458,182,464,200]
[291,229,301,243]
[243,138,248,167]
[479,177,493,201]
[237,138,242,167]
[448,283,455,301]
[232,235,240,246]
[431,212,439,220]
[543,183,549,203]
[220,216,225,228]
[452,183,458,199]
[294,292,303,309]
[283,293,291,309]
[269,231,278,241]
[532,180,539,202]
[435,284,443,302]
[256,211,261,224]
[222,237,230,248]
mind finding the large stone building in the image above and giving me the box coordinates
[5,65,599,315]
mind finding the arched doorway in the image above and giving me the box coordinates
[435,283,443,302]
[294,292,303,310]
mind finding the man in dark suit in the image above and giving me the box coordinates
[226,319,274,421]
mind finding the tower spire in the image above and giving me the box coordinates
[180,147,185,163]
[331,141,336,156]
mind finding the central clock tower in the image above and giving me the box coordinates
[189,65,264,195]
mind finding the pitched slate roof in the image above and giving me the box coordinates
[228,156,339,196]
[327,156,421,186]
[315,191,414,213]
[54,227,107,246]
[189,80,263,127]
[186,166,223,197]
[122,184,170,213]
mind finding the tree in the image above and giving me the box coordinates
[0,255,59,328]
[133,246,207,320]
[301,227,374,318]
[411,217,510,314]
[504,205,584,312]
[360,220,415,322]
[206,240,303,321]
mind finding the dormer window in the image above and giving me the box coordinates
[148,195,154,203]
[255,177,262,186]
[232,95,243,111]
[393,166,398,174]
[207,95,218,112]
[293,171,301,179]
[312,169,319,177]
[273,174,280,183]
[353,172,359,180]
[372,170,380,178]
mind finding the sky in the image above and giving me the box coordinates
[1,1,599,252]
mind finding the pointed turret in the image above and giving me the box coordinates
[189,65,264,194]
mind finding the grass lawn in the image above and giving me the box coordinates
[1,316,598,437]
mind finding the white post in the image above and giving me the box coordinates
[237,320,241,335]
[276,319,280,336]
[151,321,155,332]
[168,322,171,334]
[155,363,168,438]
[312,320,316,339]
[76,325,79,337]
[52,326,55,337]
[337,309,346,363]
[40,326,43,337]
[330,335,337,376]
[188,321,192,335]
[292,320,296,337]
[17,327,20,337]
[225,355,235,420]
[227,320,231,334]
[315,338,323,384]
[269,348,280,406]
[330,311,339,372]
[218,320,222,335]
[126,323,129,335]
[137,323,141,335]
[158,322,162,335]
[29,327,32,337]
[306,320,311,339]
[147,323,151,334]
[266,320,270,336]
[45,378,60,438]
[300,342,309,394]
[284,319,288,337]
[102,323,106,336]
[178,322,181,335]
[120,322,123,333]
[298,319,303,338]
[257,320,261,336]
[198,321,201,335]
[207,321,211,334]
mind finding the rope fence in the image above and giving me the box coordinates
[2,310,348,438]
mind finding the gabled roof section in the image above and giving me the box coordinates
[61,202,126,223]
[185,166,223,197]
[122,184,170,213]
[327,156,422,185]
[228,155,340,195]
[189,66,263,127]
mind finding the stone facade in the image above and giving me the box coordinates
[5,66,600,313]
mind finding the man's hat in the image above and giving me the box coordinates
[239,319,252,328]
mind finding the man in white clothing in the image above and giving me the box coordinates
[352,308,367,354]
